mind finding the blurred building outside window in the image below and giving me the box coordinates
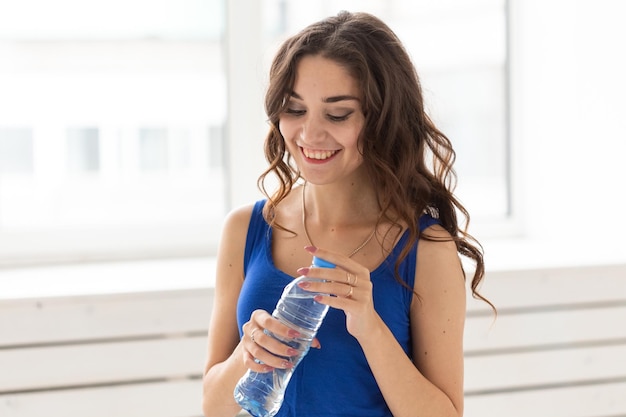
[0,0,509,266]
[262,0,510,223]
[0,0,227,264]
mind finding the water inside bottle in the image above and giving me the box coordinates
[234,270,332,416]
[274,278,329,332]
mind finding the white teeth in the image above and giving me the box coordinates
[303,148,337,160]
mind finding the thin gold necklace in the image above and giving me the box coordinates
[301,182,377,258]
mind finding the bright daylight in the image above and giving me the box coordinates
[0,1,625,417]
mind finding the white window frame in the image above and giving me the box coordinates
[0,0,519,267]
[225,0,521,238]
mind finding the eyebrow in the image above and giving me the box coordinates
[290,91,360,103]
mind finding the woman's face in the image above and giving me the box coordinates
[279,54,366,185]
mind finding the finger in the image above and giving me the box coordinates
[304,246,363,273]
[249,328,300,361]
[296,266,358,287]
[311,337,322,349]
[348,272,358,286]
[246,339,295,370]
[298,279,356,300]
[251,310,302,342]
[313,293,355,309]
[344,285,354,299]
[242,349,273,373]
[298,246,370,286]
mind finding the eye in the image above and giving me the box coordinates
[327,111,353,122]
[284,107,305,117]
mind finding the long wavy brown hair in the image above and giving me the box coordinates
[258,11,493,309]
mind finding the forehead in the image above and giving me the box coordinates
[292,55,360,99]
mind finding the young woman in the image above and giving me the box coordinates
[202,11,491,417]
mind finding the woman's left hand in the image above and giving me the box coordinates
[296,246,379,339]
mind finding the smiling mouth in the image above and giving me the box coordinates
[302,147,339,160]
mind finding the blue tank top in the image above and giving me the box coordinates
[237,200,439,417]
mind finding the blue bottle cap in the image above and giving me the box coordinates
[312,256,335,268]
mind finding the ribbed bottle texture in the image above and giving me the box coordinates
[233,257,334,417]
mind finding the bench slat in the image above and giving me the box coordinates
[1,262,624,417]
[465,305,626,352]
[464,380,626,417]
[467,264,626,313]
[0,336,207,392]
[465,343,626,392]
[0,291,212,347]
[0,379,203,417]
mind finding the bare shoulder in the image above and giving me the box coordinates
[220,201,261,244]
[414,224,466,299]
[221,203,257,237]
[204,203,258,373]
[215,202,258,284]
[417,224,462,269]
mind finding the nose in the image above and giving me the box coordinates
[299,114,326,143]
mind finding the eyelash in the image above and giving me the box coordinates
[285,108,305,116]
[285,108,352,122]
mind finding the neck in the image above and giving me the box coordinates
[302,180,379,227]
[301,180,380,258]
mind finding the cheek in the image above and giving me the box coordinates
[278,119,295,140]
[278,121,299,155]
[349,123,365,148]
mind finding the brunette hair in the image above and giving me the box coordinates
[258,11,493,309]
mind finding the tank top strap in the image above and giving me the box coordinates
[385,212,440,292]
[242,202,438,275]
[243,199,268,276]
[418,212,439,232]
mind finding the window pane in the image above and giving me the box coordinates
[139,128,169,171]
[67,128,100,172]
[262,0,509,220]
[208,125,224,170]
[0,0,226,262]
[0,0,223,40]
[0,128,34,174]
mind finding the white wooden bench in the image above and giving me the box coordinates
[1,260,625,417]
[464,263,626,417]
[0,259,214,417]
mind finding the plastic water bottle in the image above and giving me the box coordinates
[233,256,335,417]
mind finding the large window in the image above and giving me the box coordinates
[0,0,226,264]
[260,0,510,223]
[0,0,509,266]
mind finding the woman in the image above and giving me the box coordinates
[202,11,491,417]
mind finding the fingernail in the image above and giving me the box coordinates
[314,295,324,302]
[304,245,317,253]
[297,281,310,289]
[297,267,310,275]
[288,329,301,338]
[281,360,293,369]
[286,348,298,355]
[311,340,321,349]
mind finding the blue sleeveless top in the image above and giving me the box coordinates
[237,200,439,417]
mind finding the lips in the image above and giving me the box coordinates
[302,147,338,160]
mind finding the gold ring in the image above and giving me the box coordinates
[344,286,354,298]
[250,328,259,343]
[346,272,354,285]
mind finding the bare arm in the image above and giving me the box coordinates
[201,205,252,417]
[302,225,466,417]
[201,205,305,417]
[369,225,466,416]
[380,225,466,416]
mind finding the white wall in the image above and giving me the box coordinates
[484,0,626,270]
[224,0,626,271]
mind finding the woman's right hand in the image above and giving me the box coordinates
[241,309,303,372]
